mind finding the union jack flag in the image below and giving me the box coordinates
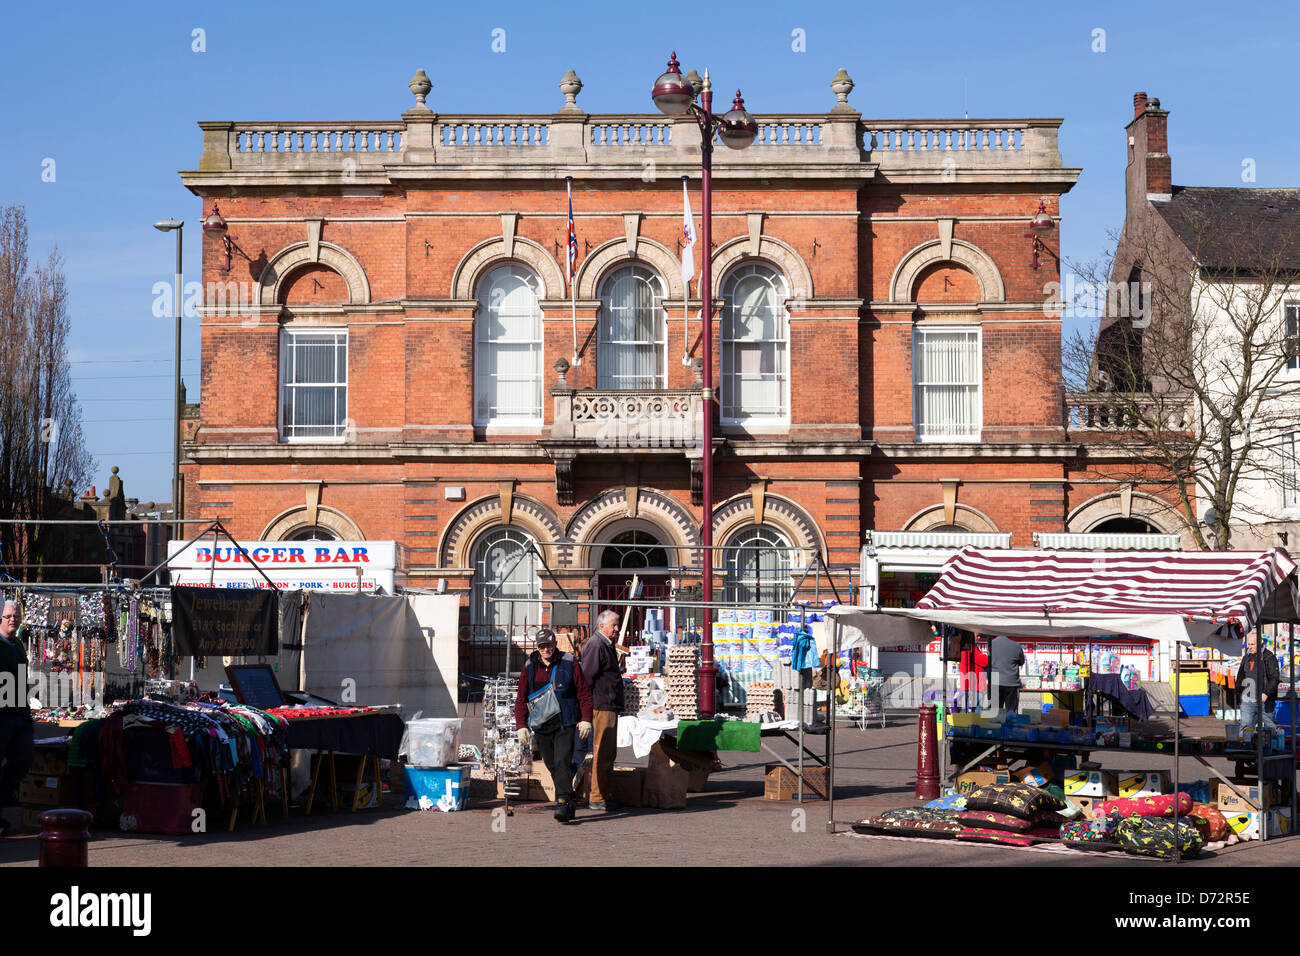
[566,192,578,287]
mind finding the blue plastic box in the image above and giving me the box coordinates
[1179,694,1210,717]
[403,764,471,811]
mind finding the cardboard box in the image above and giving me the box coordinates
[19,774,77,807]
[1063,767,1118,798]
[1013,762,1054,787]
[1042,710,1070,728]
[652,741,713,792]
[1117,771,1172,799]
[574,758,643,807]
[955,769,1010,795]
[30,746,69,777]
[1222,809,1287,841]
[1069,795,1099,820]
[764,763,829,801]
[1215,780,1279,813]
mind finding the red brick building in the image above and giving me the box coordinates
[179,65,1163,666]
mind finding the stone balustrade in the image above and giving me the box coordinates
[550,387,704,447]
[1066,392,1193,436]
[191,69,1070,178]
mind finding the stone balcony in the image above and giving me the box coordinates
[1066,391,1194,437]
[184,69,1076,187]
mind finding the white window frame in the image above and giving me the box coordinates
[1281,432,1300,511]
[1285,303,1300,374]
[724,525,795,607]
[913,325,982,442]
[475,264,545,428]
[280,328,348,442]
[598,265,668,390]
[720,263,791,425]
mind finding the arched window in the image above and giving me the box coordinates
[285,525,340,541]
[475,264,543,425]
[600,530,670,570]
[598,265,666,389]
[471,527,540,640]
[725,525,794,606]
[721,263,789,421]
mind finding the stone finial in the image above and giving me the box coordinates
[830,69,855,110]
[554,356,571,385]
[408,70,433,112]
[558,70,584,112]
[692,358,703,387]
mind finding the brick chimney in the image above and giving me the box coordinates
[1126,91,1171,204]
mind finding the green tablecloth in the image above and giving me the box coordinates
[675,719,761,752]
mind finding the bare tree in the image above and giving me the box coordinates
[1064,191,1300,550]
[0,204,94,577]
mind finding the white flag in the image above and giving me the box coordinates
[681,180,697,285]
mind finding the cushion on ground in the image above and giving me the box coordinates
[1096,792,1192,819]
[963,782,1066,817]
[1115,817,1204,859]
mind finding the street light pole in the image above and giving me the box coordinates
[153,219,184,543]
[653,53,757,717]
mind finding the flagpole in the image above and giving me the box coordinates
[567,176,580,366]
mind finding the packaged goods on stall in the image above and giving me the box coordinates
[1116,771,1171,798]
[1063,766,1118,798]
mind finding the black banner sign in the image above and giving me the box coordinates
[171,587,278,657]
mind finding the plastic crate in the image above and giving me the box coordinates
[1179,694,1210,717]
[403,764,471,811]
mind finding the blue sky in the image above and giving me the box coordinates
[2,0,1297,502]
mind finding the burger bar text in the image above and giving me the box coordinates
[191,546,372,565]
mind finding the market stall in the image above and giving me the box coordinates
[821,547,1300,859]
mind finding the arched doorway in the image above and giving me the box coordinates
[593,526,675,641]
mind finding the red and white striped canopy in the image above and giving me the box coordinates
[917,548,1297,630]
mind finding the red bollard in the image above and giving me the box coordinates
[916,703,940,801]
[38,809,93,868]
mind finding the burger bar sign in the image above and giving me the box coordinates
[167,540,405,593]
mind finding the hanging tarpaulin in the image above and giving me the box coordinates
[170,586,278,657]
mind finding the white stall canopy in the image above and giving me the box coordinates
[825,547,1299,655]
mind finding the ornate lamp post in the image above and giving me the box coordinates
[652,52,757,717]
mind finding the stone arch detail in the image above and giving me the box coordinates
[901,503,1001,534]
[1066,492,1182,535]
[712,493,826,562]
[261,505,364,541]
[889,238,1005,304]
[711,236,814,302]
[451,236,565,301]
[575,237,684,301]
[439,494,564,569]
[258,242,371,306]
[566,488,700,569]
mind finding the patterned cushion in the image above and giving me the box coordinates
[957,809,1062,833]
[1059,811,1122,845]
[964,782,1066,818]
[878,807,962,824]
[1115,817,1204,859]
[853,816,962,838]
[1187,803,1230,843]
[955,826,1059,847]
[1096,792,1192,819]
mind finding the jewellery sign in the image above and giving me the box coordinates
[170,586,278,656]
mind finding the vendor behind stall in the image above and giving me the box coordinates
[990,635,1025,715]
[1238,630,1279,738]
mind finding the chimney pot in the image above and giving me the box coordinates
[1133,91,1148,117]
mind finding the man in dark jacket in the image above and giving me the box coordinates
[580,609,625,811]
[0,601,34,836]
[1237,630,1280,738]
[515,628,592,823]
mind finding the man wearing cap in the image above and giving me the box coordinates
[0,601,33,836]
[1237,630,1280,741]
[514,629,593,823]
